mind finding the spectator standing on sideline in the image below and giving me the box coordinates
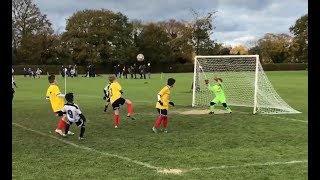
[146,63,151,79]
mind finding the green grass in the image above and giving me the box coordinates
[12,71,308,180]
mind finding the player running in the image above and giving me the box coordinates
[46,74,74,136]
[61,93,86,140]
[108,75,134,128]
[205,77,232,114]
[152,78,176,133]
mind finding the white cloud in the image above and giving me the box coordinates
[33,0,307,47]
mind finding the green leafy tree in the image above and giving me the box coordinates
[62,9,137,65]
[137,23,173,64]
[219,47,231,55]
[158,19,194,63]
[248,46,261,56]
[207,42,223,55]
[289,14,308,62]
[18,33,59,64]
[248,40,261,57]
[131,19,143,50]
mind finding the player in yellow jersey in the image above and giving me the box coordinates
[152,78,176,133]
[108,75,134,128]
[46,75,74,136]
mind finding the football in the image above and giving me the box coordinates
[137,53,144,61]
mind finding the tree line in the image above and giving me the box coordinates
[12,0,308,66]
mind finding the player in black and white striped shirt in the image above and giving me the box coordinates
[62,93,86,140]
[12,72,18,101]
[103,82,111,112]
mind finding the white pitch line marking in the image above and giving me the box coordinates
[12,122,162,171]
[13,122,308,175]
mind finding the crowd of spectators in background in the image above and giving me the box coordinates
[19,62,152,79]
[23,67,42,78]
[61,65,78,78]
[114,63,151,79]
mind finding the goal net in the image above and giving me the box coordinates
[192,55,301,114]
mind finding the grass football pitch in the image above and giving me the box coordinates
[12,71,308,179]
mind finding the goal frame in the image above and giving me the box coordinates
[192,55,260,114]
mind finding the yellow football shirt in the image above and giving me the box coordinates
[46,84,64,112]
[109,81,122,104]
[156,85,171,110]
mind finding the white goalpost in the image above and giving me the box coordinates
[192,55,301,114]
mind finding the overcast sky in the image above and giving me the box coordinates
[33,0,307,47]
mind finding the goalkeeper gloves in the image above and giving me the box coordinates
[158,100,163,106]
[169,101,175,106]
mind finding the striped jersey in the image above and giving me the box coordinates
[104,83,111,98]
[62,103,82,123]
[12,76,15,88]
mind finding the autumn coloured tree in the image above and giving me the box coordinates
[230,45,249,55]
[258,33,293,63]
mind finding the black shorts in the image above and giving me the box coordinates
[69,118,85,127]
[111,98,126,110]
[157,108,168,115]
[54,111,64,117]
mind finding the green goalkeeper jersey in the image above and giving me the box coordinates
[208,83,225,97]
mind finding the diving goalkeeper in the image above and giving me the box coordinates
[205,78,232,114]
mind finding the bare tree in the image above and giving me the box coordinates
[190,9,217,55]
[12,0,53,49]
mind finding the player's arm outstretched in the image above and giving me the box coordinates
[55,86,65,97]
[205,79,214,91]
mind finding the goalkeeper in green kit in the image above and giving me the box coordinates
[205,77,232,114]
